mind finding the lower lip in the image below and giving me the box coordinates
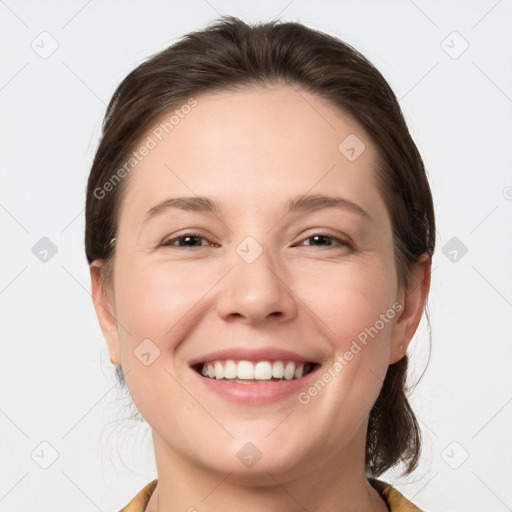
[193,367,319,404]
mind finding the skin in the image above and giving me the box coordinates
[90,85,430,512]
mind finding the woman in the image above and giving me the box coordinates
[85,16,434,512]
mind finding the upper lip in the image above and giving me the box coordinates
[188,347,318,366]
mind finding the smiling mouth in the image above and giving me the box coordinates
[192,360,318,382]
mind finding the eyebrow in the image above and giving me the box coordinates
[143,194,371,223]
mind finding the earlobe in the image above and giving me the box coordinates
[389,254,431,364]
[89,261,121,365]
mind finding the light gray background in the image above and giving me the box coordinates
[1,1,511,511]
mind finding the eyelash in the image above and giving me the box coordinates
[160,232,354,250]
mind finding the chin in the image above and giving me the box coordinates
[194,433,315,483]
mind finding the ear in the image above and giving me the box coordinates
[89,261,121,365]
[389,254,431,364]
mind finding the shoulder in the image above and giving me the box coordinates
[369,478,423,512]
[117,479,157,512]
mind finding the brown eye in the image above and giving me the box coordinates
[161,233,216,248]
[299,232,353,249]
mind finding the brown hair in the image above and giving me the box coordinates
[85,16,435,477]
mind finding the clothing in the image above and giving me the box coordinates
[118,478,422,511]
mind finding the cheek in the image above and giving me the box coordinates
[299,258,397,399]
[302,257,397,343]
[111,259,208,420]
[114,258,208,345]
[286,260,398,451]
[114,249,398,358]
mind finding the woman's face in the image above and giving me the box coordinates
[91,85,424,481]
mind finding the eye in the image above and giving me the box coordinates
[160,232,217,248]
[160,231,354,250]
[298,232,354,249]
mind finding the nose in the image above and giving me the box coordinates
[216,242,298,326]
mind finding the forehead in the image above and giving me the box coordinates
[119,85,384,220]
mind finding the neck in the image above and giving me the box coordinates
[144,430,388,512]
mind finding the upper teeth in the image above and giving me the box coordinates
[200,360,310,380]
